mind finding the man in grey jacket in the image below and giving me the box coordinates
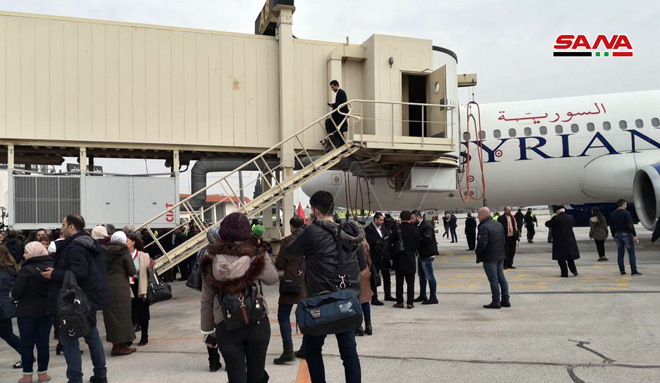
[475,207,510,309]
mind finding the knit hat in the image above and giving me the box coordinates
[252,225,265,239]
[111,231,127,244]
[91,226,109,240]
[219,213,251,242]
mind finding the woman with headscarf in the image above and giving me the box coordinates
[126,232,155,346]
[12,242,54,383]
[102,231,137,356]
[0,245,22,370]
[589,208,609,262]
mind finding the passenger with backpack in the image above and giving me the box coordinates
[13,242,54,383]
[41,214,109,383]
[199,212,278,383]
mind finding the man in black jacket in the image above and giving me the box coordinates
[284,191,362,383]
[498,206,520,269]
[413,211,438,305]
[449,213,458,243]
[475,207,510,309]
[546,206,580,278]
[325,80,349,149]
[364,212,393,305]
[42,214,109,383]
[465,213,477,251]
[610,199,641,276]
[391,211,420,309]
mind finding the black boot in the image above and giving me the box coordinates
[365,319,373,336]
[356,326,365,336]
[274,343,295,365]
[294,344,305,359]
[138,321,149,346]
[208,346,222,372]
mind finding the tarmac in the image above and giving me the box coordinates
[2,216,660,382]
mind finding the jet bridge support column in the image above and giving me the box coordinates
[278,6,295,237]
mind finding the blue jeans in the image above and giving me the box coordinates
[0,318,21,355]
[59,316,107,383]
[419,257,437,301]
[304,330,361,383]
[483,260,510,303]
[450,227,458,242]
[615,233,638,273]
[277,304,294,346]
[18,316,52,373]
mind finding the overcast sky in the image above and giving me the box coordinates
[3,0,659,204]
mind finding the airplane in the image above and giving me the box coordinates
[301,90,660,229]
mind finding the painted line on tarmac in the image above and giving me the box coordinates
[295,360,311,383]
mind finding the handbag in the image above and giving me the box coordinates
[295,230,363,336]
[147,269,173,305]
[186,250,205,292]
[279,270,303,295]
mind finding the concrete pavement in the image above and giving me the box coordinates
[2,221,660,382]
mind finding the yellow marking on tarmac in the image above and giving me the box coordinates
[619,283,629,287]
[296,360,311,383]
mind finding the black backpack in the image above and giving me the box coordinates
[217,282,266,331]
[57,271,95,339]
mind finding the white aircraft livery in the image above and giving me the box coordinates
[302,90,660,229]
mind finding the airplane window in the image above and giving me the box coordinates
[636,119,644,128]
[603,121,611,131]
[463,132,469,140]
[524,127,532,136]
[555,125,563,134]
[587,122,595,132]
[571,124,579,133]
[508,128,516,138]
[619,120,627,130]
[479,131,486,140]
[539,126,547,135]
[653,118,660,127]
[494,129,501,139]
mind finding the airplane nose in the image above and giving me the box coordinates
[301,174,322,198]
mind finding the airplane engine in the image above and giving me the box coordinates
[632,165,660,230]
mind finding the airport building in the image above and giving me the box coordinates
[0,0,471,271]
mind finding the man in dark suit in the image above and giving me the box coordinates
[364,212,393,305]
[465,213,477,251]
[391,211,419,309]
[325,80,349,149]
[497,206,520,269]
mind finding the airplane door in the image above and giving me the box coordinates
[427,66,447,138]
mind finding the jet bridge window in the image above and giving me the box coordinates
[619,120,628,130]
[653,118,660,127]
[508,128,516,138]
[635,119,644,128]
[555,125,563,134]
[524,127,532,136]
[539,126,548,135]
[603,121,611,131]
[571,124,579,133]
[494,129,501,139]
[587,122,595,132]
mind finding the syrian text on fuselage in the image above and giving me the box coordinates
[460,130,660,164]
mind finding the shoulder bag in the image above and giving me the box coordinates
[147,269,173,305]
[295,230,363,336]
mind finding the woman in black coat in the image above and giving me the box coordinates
[12,242,54,382]
[545,208,580,277]
[1,244,23,371]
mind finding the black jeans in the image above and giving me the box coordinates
[558,260,578,277]
[526,226,536,241]
[18,316,52,373]
[594,239,606,258]
[395,272,415,305]
[504,237,517,268]
[0,318,21,355]
[216,318,270,383]
[304,330,361,383]
[466,231,476,250]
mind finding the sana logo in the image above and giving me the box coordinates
[553,35,633,57]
